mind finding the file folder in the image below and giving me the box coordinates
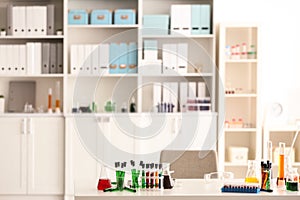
[91,45,99,75]
[188,82,196,98]
[12,6,26,36]
[7,4,13,35]
[34,6,47,35]
[109,43,119,74]
[169,82,178,112]
[171,5,191,35]
[26,6,34,35]
[200,5,211,34]
[0,45,7,74]
[42,43,50,74]
[128,42,137,73]
[19,45,26,74]
[12,45,19,74]
[191,5,201,35]
[34,43,42,74]
[26,43,35,74]
[57,43,63,73]
[177,43,188,74]
[119,43,128,74]
[180,82,188,112]
[153,83,161,111]
[70,45,79,74]
[198,82,206,98]
[99,44,109,75]
[84,45,92,74]
[6,45,13,74]
[144,40,158,61]
[162,44,177,74]
[77,45,85,73]
[47,5,55,35]
[50,43,57,73]
[163,82,170,104]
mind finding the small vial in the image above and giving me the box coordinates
[241,43,247,59]
[55,81,61,113]
[48,88,53,113]
[235,44,240,59]
[231,45,236,59]
[248,44,256,59]
[225,45,231,59]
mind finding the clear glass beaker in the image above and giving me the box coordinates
[116,170,125,191]
[245,160,260,184]
[286,168,299,191]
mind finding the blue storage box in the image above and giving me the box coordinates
[114,9,136,25]
[68,10,88,25]
[143,15,169,35]
[109,43,119,74]
[91,9,112,25]
[127,42,137,73]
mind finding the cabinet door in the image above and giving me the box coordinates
[27,117,64,194]
[0,117,26,194]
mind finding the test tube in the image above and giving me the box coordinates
[48,88,52,113]
[277,142,285,188]
[55,81,61,113]
[267,141,272,162]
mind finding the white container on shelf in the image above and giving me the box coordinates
[0,96,4,113]
[228,146,249,164]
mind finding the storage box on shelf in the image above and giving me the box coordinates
[218,23,260,178]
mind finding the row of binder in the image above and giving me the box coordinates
[70,43,137,75]
[153,82,208,112]
[7,5,55,36]
[142,40,188,75]
[171,4,211,35]
[0,43,63,75]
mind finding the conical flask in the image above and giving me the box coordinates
[97,165,112,190]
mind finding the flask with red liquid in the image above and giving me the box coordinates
[97,165,112,190]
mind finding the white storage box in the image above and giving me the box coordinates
[139,60,162,75]
[228,147,249,164]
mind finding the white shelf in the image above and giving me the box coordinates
[225,162,248,167]
[225,59,257,63]
[141,73,213,77]
[225,93,257,98]
[0,74,64,78]
[0,35,64,39]
[142,34,214,39]
[0,113,64,118]
[68,25,139,29]
[67,74,138,78]
[224,128,257,132]
[266,124,299,132]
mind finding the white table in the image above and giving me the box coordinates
[75,179,300,200]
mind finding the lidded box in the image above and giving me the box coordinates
[91,10,112,25]
[114,9,136,25]
[68,10,88,25]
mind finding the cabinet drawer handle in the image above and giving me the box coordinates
[119,64,126,69]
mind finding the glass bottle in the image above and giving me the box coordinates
[97,165,112,190]
[277,142,285,188]
[245,160,260,184]
[286,168,299,191]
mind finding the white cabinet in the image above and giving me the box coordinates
[218,24,261,178]
[0,117,26,194]
[0,116,64,195]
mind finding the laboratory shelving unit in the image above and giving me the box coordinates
[0,0,217,199]
[0,0,65,199]
[218,23,261,178]
[65,0,217,199]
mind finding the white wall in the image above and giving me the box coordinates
[215,0,300,123]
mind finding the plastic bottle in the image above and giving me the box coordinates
[130,97,136,112]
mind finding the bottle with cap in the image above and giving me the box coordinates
[130,97,136,113]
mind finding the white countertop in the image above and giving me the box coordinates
[74,179,300,200]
